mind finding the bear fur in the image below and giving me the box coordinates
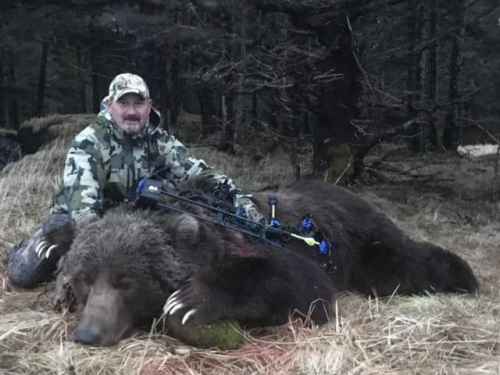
[57,206,335,346]
[250,180,479,296]
[183,178,479,296]
[55,180,478,347]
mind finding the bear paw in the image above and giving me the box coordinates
[163,288,199,325]
[163,279,225,326]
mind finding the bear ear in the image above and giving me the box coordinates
[168,214,201,248]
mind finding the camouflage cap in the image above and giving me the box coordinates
[103,73,150,105]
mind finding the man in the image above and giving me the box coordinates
[7,73,264,288]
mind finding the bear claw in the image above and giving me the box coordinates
[169,301,185,316]
[181,308,197,325]
[163,291,186,316]
[45,244,58,259]
[35,240,47,257]
[169,290,181,300]
[163,300,175,315]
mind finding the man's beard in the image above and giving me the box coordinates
[119,116,145,135]
[121,121,144,134]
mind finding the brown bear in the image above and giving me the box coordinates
[55,180,478,347]
[180,178,479,297]
[249,180,479,296]
[56,206,336,346]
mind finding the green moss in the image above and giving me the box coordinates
[166,317,246,349]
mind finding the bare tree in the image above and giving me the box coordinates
[446,0,466,146]
[35,41,49,116]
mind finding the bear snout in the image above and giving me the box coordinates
[71,274,134,346]
[71,325,103,346]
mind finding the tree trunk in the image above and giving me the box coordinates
[199,83,217,137]
[171,44,182,127]
[414,0,438,152]
[233,3,248,146]
[6,49,18,130]
[159,44,173,131]
[0,48,5,129]
[406,0,418,111]
[446,0,465,147]
[220,94,235,153]
[76,45,91,113]
[424,0,438,108]
[89,46,100,113]
[219,2,247,152]
[415,4,424,104]
[35,41,49,117]
[405,0,425,153]
[314,16,361,181]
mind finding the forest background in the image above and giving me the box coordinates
[1,0,499,179]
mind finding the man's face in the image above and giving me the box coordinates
[108,93,152,135]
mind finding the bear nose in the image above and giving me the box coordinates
[72,326,102,345]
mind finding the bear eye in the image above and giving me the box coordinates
[113,276,134,290]
[74,272,93,286]
[71,275,91,304]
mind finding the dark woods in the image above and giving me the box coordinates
[0,0,499,178]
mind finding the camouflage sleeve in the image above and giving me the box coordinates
[160,135,264,223]
[52,128,106,223]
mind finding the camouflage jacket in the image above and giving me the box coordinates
[51,109,262,224]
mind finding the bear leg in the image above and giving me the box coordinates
[164,253,335,328]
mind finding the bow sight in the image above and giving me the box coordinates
[135,178,332,256]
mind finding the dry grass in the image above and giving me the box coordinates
[20,114,95,138]
[1,118,500,374]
